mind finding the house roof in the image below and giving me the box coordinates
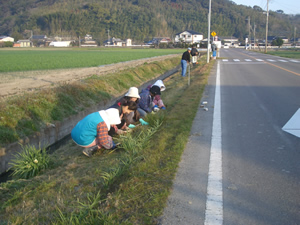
[219,36,238,40]
[103,37,123,44]
[175,30,203,35]
[17,40,31,42]
[32,35,47,39]
[267,36,277,41]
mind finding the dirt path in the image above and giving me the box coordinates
[0,54,179,99]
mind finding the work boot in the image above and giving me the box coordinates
[82,146,98,157]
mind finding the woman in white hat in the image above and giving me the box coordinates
[112,87,141,125]
[124,87,140,103]
[71,108,121,157]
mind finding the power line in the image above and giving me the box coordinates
[271,0,299,14]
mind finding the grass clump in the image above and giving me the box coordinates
[9,144,51,179]
[0,56,214,224]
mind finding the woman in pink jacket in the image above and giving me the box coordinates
[147,80,166,111]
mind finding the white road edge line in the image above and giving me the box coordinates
[204,60,223,225]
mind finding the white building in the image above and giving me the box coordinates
[49,41,72,47]
[0,36,14,42]
[16,40,31,47]
[104,37,132,47]
[126,39,132,46]
[81,34,98,47]
[174,30,203,44]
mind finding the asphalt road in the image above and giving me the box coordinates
[159,48,300,225]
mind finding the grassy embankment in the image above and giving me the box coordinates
[0,55,215,224]
[0,49,182,147]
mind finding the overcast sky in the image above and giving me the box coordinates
[231,0,299,15]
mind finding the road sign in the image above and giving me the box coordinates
[211,31,216,37]
[282,108,300,138]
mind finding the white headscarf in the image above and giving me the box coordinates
[152,80,166,92]
[99,108,121,130]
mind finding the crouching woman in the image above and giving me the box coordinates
[71,108,121,157]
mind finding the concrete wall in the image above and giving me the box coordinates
[0,65,180,175]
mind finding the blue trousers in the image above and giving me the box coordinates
[181,60,187,77]
[213,50,216,57]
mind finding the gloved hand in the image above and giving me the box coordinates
[153,105,160,112]
[128,124,136,128]
[139,118,149,126]
[161,106,166,110]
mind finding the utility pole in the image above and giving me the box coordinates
[107,29,110,45]
[253,22,256,49]
[207,0,212,63]
[265,0,269,53]
[30,30,33,47]
[245,16,251,49]
[294,27,297,47]
[247,16,251,49]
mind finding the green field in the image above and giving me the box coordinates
[0,48,184,72]
[265,49,300,59]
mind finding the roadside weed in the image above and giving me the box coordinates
[9,144,50,179]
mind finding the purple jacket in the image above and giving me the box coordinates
[138,89,153,113]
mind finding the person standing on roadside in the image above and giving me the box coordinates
[191,45,199,66]
[181,48,191,77]
[211,42,217,60]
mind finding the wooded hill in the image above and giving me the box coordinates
[1,0,299,44]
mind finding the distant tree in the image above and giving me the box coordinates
[0,0,297,43]
[159,43,167,49]
[2,42,14,47]
[276,10,284,14]
[253,5,263,11]
[11,31,23,41]
[272,37,284,47]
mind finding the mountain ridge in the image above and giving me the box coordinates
[0,0,299,43]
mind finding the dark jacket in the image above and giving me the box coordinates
[191,47,198,56]
[181,51,191,62]
[211,44,217,51]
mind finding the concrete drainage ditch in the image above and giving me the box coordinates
[0,65,180,182]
